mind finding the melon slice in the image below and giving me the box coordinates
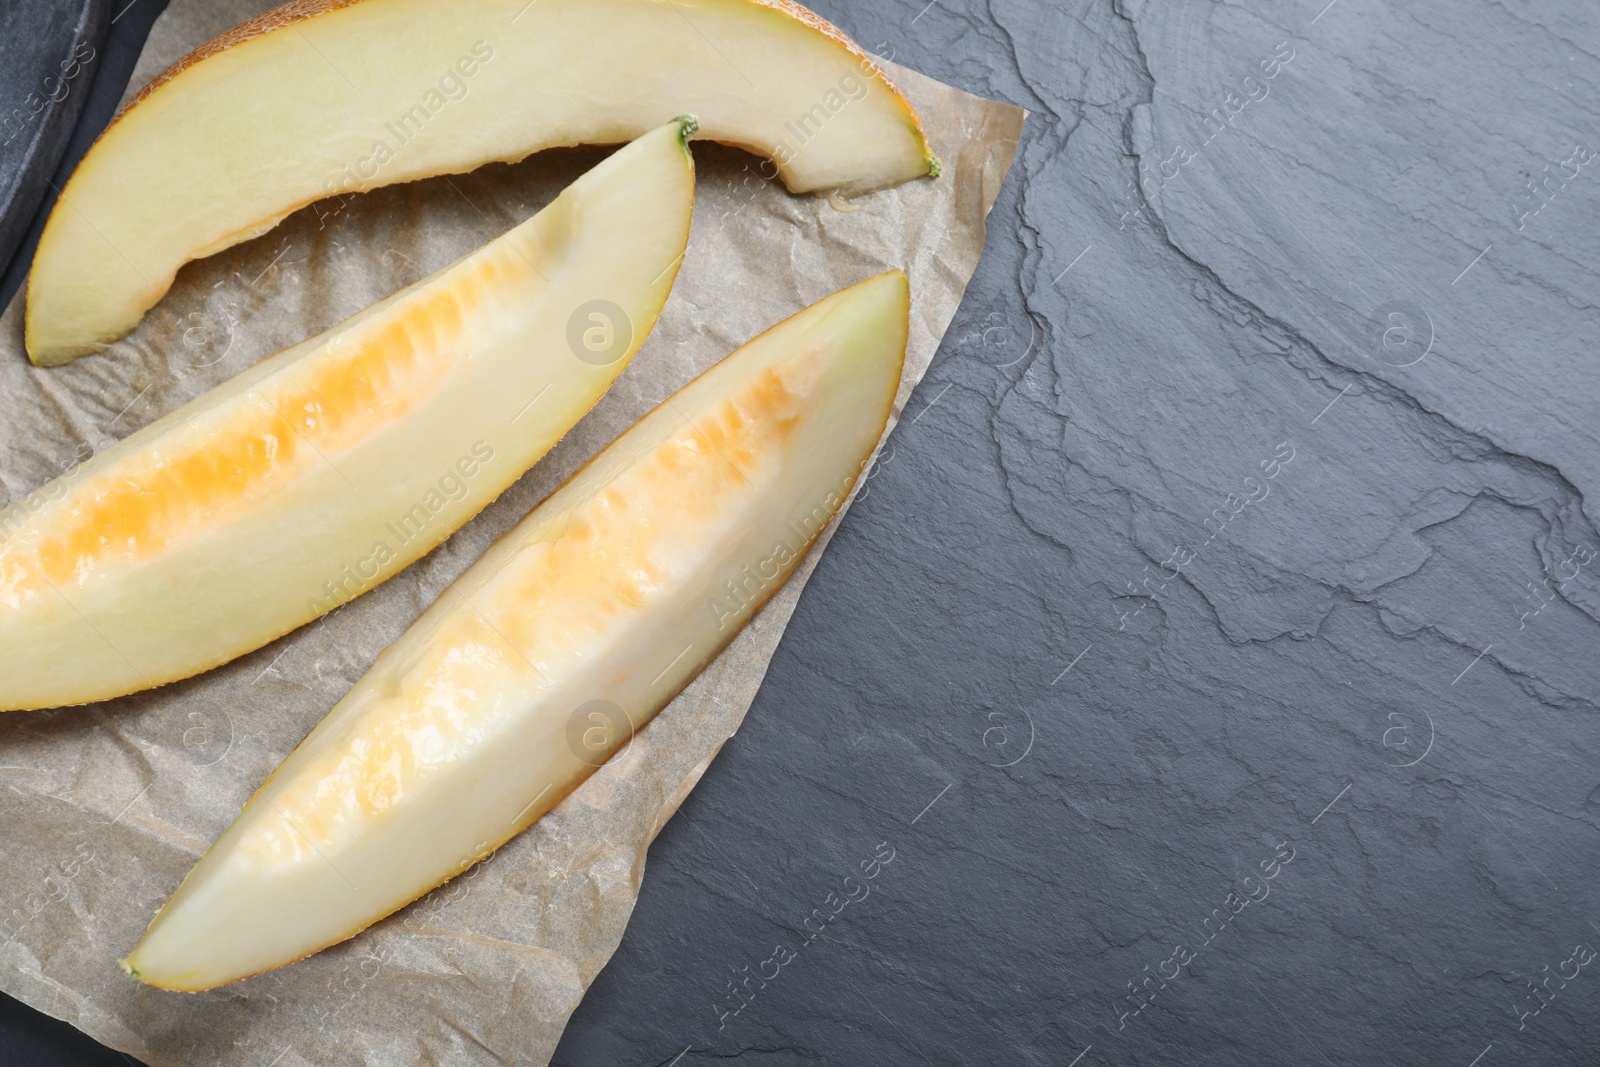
[123,270,910,991]
[25,0,937,365]
[0,118,696,712]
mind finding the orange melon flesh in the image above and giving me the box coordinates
[25,0,938,364]
[123,270,909,991]
[0,119,696,711]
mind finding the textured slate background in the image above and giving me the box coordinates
[0,0,164,315]
[6,1,1600,1065]
[0,0,108,280]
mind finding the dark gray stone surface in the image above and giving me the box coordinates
[0,0,108,284]
[548,1,1600,1064]
[7,1,1600,1065]
[0,0,167,315]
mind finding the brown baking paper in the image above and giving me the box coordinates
[0,2,1023,1062]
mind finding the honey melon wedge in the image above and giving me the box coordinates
[0,118,696,712]
[123,270,909,991]
[25,0,938,365]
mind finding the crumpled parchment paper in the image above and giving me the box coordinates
[0,2,1023,1062]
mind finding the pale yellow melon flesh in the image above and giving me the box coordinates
[123,270,909,991]
[26,0,937,365]
[0,119,696,712]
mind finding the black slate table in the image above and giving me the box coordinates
[5,1,1600,1065]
